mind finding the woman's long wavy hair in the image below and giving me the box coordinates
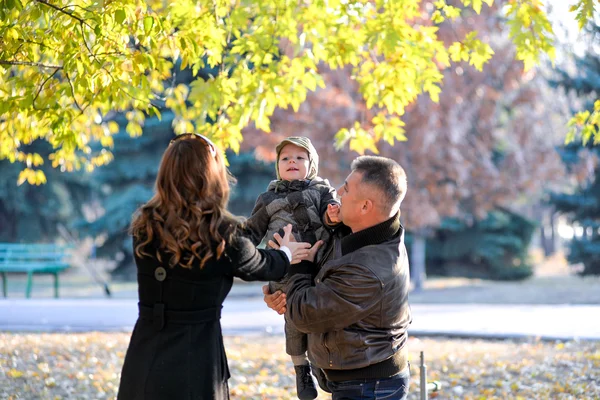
[130,135,240,269]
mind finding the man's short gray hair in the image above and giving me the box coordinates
[351,156,407,215]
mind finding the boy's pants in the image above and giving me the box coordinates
[269,280,308,356]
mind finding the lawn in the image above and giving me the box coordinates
[1,333,598,400]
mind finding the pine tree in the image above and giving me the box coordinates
[424,208,535,280]
[77,113,170,278]
[549,23,600,276]
[0,141,90,243]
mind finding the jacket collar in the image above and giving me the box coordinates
[268,179,310,193]
[341,213,402,256]
[268,176,330,194]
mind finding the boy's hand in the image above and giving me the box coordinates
[326,203,341,224]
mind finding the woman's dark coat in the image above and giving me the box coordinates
[117,231,289,400]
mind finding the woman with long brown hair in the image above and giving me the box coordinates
[117,133,311,400]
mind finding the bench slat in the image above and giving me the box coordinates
[0,263,69,270]
[0,245,72,250]
[0,243,72,298]
[1,255,67,261]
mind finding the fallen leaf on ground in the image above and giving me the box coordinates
[0,334,598,399]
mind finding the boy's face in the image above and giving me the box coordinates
[278,144,310,181]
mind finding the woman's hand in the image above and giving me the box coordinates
[271,224,312,264]
[262,285,287,314]
[269,226,324,263]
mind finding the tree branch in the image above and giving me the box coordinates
[17,38,57,52]
[63,3,96,14]
[0,60,62,69]
[79,22,102,66]
[33,67,61,108]
[64,71,84,113]
[34,0,89,26]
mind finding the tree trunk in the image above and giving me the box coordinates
[0,202,16,242]
[541,209,557,257]
[549,212,556,255]
[541,225,552,257]
[411,233,427,291]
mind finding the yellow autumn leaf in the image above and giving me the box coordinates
[7,369,24,378]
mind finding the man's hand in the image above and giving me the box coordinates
[326,203,341,224]
[262,284,287,315]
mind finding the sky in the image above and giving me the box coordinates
[546,0,584,44]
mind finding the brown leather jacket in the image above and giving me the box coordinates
[285,219,411,373]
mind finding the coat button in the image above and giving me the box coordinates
[316,279,320,283]
[155,267,167,281]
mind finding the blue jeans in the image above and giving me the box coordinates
[328,369,410,400]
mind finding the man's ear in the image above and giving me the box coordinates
[361,199,374,214]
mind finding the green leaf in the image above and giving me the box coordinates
[76,61,84,76]
[143,16,153,34]
[115,9,126,25]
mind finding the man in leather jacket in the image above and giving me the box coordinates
[264,155,412,400]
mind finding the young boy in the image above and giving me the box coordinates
[244,136,340,400]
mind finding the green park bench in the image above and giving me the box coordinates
[0,243,72,298]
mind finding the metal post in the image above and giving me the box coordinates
[420,351,427,400]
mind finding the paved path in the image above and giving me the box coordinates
[1,297,599,341]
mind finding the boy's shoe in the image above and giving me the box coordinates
[294,364,318,400]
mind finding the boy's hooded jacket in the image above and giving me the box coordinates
[244,137,339,267]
